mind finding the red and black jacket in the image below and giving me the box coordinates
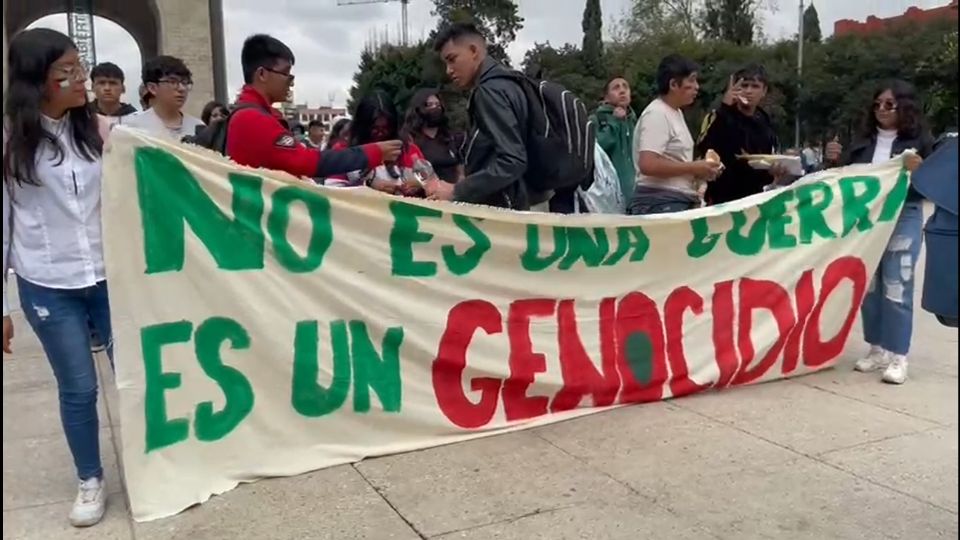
[226,86,383,179]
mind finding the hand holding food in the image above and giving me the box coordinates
[825,136,843,163]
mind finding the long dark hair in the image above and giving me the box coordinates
[861,79,924,141]
[3,28,102,187]
[324,118,350,150]
[350,92,398,146]
[201,100,227,124]
[400,88,450,144]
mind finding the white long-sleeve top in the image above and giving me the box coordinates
[2,114,106,316]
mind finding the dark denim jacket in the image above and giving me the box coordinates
[843,131,935,202]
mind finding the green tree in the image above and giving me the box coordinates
[348,42,472,131]
[431,0,524,64]
[616,0,699,43]
[348,4,958,147]
[700,0,759,45]
[803,3,822,43]
[581,0,604,77]
[522,43,605,104]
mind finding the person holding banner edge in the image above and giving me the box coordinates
[3,28,114,527]
[824,80,931,385]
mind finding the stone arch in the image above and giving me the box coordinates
[3,0,226,116]
[5,0,161,61]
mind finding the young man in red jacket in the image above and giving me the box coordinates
[227,34,401,179]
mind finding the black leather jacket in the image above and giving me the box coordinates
[455,57,530,210]
[843,130,934,202]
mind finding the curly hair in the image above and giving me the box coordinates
[861,79,925,140]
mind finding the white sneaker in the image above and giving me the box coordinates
[69,477,106,527]
[854,346,889,373]
[882,355,909,385]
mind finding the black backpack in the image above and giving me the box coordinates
[484,71,596,193]
[183,103,269,154]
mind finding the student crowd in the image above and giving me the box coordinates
[0,22,944,529]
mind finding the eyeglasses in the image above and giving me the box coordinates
[263,67,295,82]
[157,78,194,91]
[52,64,88,83]
[874,100,898,112]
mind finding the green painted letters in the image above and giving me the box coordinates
[267,186,333,272]
[559,228,610,270]
[136,148,265,273]
[760,190,798,249]
[291,320,352,417]
[603,226,649,265]
[726,211,766,256]
[351,322,404,413]
[193,317,255,442]
[877,168,910,223]
[795,183,837,244]
[141,321,192,452]
[840,176,881,236]
[390,201,441,277]
[442,215,491,275]
[687,218,722,258]
[521,225,567,271]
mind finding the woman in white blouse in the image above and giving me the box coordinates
[2,28,112,528]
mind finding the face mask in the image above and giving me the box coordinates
[421,108,444,127]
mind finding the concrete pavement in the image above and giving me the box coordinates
[3,280,957,539]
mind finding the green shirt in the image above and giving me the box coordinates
[590,104,638,203]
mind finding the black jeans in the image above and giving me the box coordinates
[627,185,700,215]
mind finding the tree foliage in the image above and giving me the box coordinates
[581,0,604,78]
[431,0,524,64]
[803,3,823,43]
[522,43,605,106]
[616,0,700,43]
[349,3,958,150]
[700,0,759,45]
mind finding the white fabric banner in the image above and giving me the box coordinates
[102,128,909,521]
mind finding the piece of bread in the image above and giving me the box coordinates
[706,149,721,163]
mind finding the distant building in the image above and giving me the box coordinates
[834,0,958,36]
[279,102,348,128]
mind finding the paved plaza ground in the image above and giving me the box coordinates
[3,269,957,539]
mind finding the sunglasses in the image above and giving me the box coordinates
[874,100,898,112]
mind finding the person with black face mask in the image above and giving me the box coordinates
[401,89,463,184]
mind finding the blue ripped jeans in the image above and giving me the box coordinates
[17,277,113,481]
[861,202,924,356]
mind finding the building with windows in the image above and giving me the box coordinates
[280,103,348,128]
[834,0,958,36]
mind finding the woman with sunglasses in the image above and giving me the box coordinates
[824,80,934,385]
[3,28,113,526]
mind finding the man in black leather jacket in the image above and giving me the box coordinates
[428,23,531,210]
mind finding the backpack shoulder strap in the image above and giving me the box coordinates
[217,102,275,153]
[227,102,271,119]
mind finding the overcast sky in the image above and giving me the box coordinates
[29,0,948,110]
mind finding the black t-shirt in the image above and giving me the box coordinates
[412,131,461,183]
[697,103,779,205]
[94,101,138,117]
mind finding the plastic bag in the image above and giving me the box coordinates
[577,144,625,214]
